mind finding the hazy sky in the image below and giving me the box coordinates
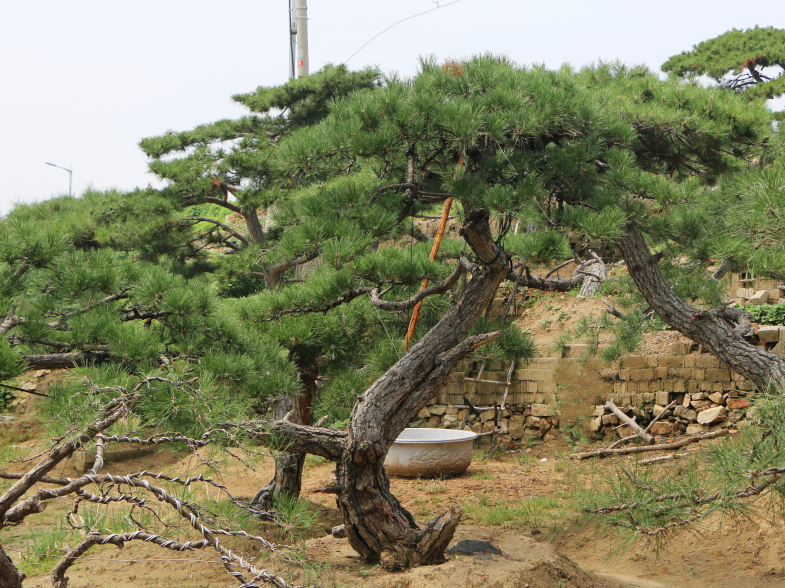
[2,0,783,215]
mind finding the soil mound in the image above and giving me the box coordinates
[307,525,624,588]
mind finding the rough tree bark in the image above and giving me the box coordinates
[21,351,113,370]
[0,540,24,588]
[334,207,509,566]
[242,206,266,244]
[319,206,509,565]
[577,252,607,298]
[618,222,785,387]
[251,369,317,510]
[250,207,509,566]
[182,195,265,244]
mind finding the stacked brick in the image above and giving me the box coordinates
[435,357,558,407]
[408,402,560,441]
[601,347,755,402]
[410,355,562,439]
[751,325,785,355]
[416,338,769,441]
[588,393,748,438]
[733,287,783,306]
[594,345,754,436]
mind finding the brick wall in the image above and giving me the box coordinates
[416,338,772,440]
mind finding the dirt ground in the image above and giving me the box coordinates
[2,290,780,588]
[4,425,784,588]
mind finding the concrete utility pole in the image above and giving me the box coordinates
[295,0,309,77]
[287,0,296,79]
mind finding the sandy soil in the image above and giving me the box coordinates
[2,288,779,588]
[4,430,783,588]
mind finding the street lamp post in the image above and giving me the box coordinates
[46,162,72,196]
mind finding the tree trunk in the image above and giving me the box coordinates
[251,370,317,510]
[247,207,511,566]
[577,252,607,298]
[242,207,266,244]
[618,222,785,387]
[332,207,510,566]
[0,542,24,588]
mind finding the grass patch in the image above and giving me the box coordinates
[19,522,71,577]
[272,493,322,543]
[462,495,567,530]
[517,452,536,472]
[471,471,494,480]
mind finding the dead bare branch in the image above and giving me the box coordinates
[570,430,728,459]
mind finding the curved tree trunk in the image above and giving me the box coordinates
[618,222,785,387]
[249,207,512,566]
[0,542,24,588]
[243,207,266,244]
[333,207,510,565]
[251,370,317,510]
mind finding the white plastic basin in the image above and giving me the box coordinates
[383,428,477,477]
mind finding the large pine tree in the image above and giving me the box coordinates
[3,55,785,575]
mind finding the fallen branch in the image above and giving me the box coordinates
[570,430,728,460]
[588,463,785,516]
[607,434,639,450]
[605,400,654,445]
[643,399,678,435]
[638,453,688,466]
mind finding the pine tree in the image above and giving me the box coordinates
[235,56,785,564]
[3,55,785,572]
[662,26,785,101]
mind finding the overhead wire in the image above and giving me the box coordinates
[343,0,464,66]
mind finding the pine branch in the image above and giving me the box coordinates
[182,194,244,215]
[21,351,114,370]
[180,216,250,246]
[369,255,472,311]
[0,377,174,521]
[691,305,752,338]
[59,290,133,320]
[588,465,785,519]
[51,532,212,588]
[120,308,172,322]
[505,265,584,292]
[238,420,348,461]
[2,290,134,336]
[258,286,376,322]
[263,251,320,288]
[0,315,26,336]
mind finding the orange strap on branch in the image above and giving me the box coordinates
[403,198,454,350]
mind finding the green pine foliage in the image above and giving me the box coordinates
[662,26,785,100]
[470,318,537,363]
[0,210,299,433]
[3,54,783,448]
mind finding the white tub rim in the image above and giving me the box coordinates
[391,428,477,444]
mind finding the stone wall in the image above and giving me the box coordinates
[414,335,778,441]
[409,401,560,442]
[589,344,759,438]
